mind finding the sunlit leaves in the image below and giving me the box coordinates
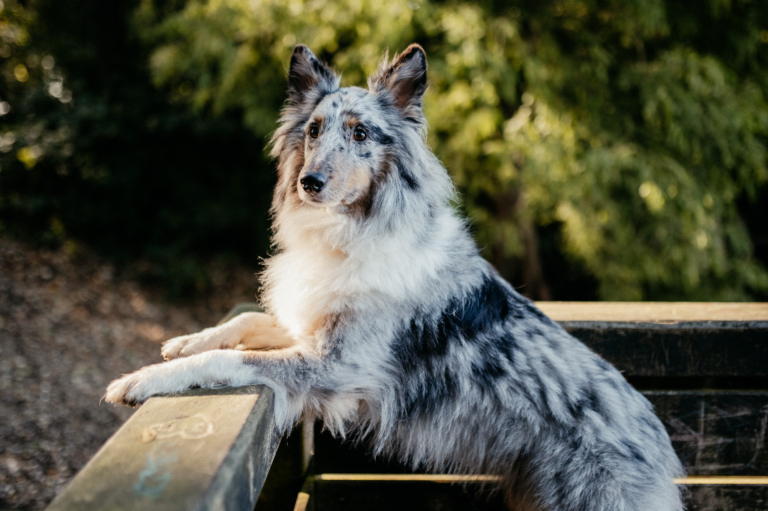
[105,0,768,299]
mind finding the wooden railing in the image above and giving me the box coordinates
[45,385,280,511]
[45,302,768,511]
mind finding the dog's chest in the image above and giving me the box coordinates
[265,249,350,337]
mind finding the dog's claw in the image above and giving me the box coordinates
[105,356,203,406]
[105,374,141,406]
[161,336,188,360]
[105,366,164,406]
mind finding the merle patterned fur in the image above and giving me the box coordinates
[106,44,684,511]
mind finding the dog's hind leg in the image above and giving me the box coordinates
[161,312,297,360]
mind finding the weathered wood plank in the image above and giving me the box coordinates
[45,385,279,511]
[303,477,507,511]
[295,476,768,511]
[568,323,768,377]
[684,485,768,511]
[255,422,311,511]
[648,391,768,475]
[533,302,768,377]
[537,302,768,323]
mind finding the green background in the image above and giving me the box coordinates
[1,0,767,301]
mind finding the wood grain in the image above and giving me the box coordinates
[45,386,279,511]
[536,302,768,323]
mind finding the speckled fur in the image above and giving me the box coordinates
[106,44,684,510]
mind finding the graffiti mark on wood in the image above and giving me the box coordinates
[142,414,214,443]
[134,447,179,498]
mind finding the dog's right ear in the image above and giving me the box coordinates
[369,44,428,113]
[288,45,337,102]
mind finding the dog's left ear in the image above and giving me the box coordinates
[288,45,338,102]
[369,44,428,113]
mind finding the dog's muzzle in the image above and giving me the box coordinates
[300,173,327,194]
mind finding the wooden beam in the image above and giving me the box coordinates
[678,476,768,485]
[315,474,502,483]
[45,385,279,511]
[310,473,768,486]
[529,302,768,378]
[297,475,768,511]
[536,302,768,323]
[646,391,768,475]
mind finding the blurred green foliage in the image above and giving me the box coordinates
[1,0,767,300]
[0,0,274,296]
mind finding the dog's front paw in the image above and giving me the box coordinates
[161,332,221,360]
[105,365,169,406]
[161,326,240,361]
[105,373,144,406]
[161,334,196,361]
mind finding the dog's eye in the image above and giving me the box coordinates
[353,128,367,142]
[309,125,319,138]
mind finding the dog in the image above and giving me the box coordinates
[106,44,684,510]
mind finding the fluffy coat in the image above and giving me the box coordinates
[106,44,684,511]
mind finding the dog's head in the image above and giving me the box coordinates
[271,44,447,225]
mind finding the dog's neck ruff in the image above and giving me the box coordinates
[262,44,470,339]
[263,198,469,338]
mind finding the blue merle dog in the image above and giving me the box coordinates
[107,44,684,510]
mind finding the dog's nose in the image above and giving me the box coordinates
[300,173,327,194]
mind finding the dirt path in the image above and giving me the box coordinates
[0,237,259,510]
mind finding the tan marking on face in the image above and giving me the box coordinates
[345,117,361,129]
[340,165,373,205]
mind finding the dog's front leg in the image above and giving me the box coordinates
[161,312,295,360]
[105,347,316,408]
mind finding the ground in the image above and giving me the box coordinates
[0,237,259,510]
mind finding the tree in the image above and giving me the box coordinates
[0,0,275,296]
[2,0,767,300]
[133,0,768,300]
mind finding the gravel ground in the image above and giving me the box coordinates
[0,237,260,510]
